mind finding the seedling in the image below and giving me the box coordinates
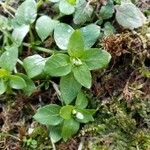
[34,91,96,142]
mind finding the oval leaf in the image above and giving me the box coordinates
[49,126,62,143]
[33,104,63,125]
[61,119,79,141]
[16,73,36,96]
[12,24,29,46]
[73,63,92,88]
[115,2,146,29]
[81,48,111,70]
[15,0,37,25]
[60,73,82,104]
[99,1,114,20]
[59,0,75,15]
[80,24,100,48]
[0,46,18,72]
[68,30,84,57]
[44,54,71,77]
[54,23,74,50]
[23,54,46,78]
[75,91,88,109]
[73,0,93,25]
[9,75,26,89]
[36,15,59,41]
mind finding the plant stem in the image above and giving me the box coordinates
[54,13,64,20]
[37,0,44,9]
[0,132,21,141]
[23,43,55,54]
[14,67,17,73]
[29,26,34,43]
[0,2,16,13]
[17,59,23,66]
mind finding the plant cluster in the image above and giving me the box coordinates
[0,0,148,144]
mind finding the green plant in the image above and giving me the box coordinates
[0,0,148,145]
[50,0,76,15]
[48,0,93,25]
[44,29,111,104]
[32,28,110,142]
[23,137,38,149]
[0,46,35,95]
[34,91,95,142]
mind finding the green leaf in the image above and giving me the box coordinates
[80,24,100,48]
[16,73,36,96]
[68,30,84,57]
[60,105,74,119]
[103,22,115,36]
[81,48,111,70]
[115,2,146,29]
[33,104,63,125]
[0,46,18,72]
[0,79,7,95]
[54,23,74,50]
[67,0,76,5]
[44,54,71,77]
[75,108,95,123]
[49,126,62,143]
[61,118,79,141]
[0,69,10,78]
[12,24,29,46]
[73,0,93,25]
[60,73,82,104]
[73,63,91,88]
[0,15,12,31]
[23,54,46,78]
[0,15,6,29]
[36,16,59,41]
[15,0,37,25]
[75,91,88,109]
[59,0,75,15]
[9,75,26,89]
[99,0,114,20]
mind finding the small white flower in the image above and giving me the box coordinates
[72,58,82,66]
[76,112,84,120]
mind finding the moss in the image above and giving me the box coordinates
[80,97,150,149]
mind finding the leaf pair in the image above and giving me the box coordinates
[0,69,35,96]
[49,0,93,25]
[12,0,37,45]
[0,69,26,94]
[0,49,24,91]
[54,23,100,50]
[0,46,35,96]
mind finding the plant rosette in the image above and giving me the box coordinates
[44,29,111,104]
[33,91,96,142]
